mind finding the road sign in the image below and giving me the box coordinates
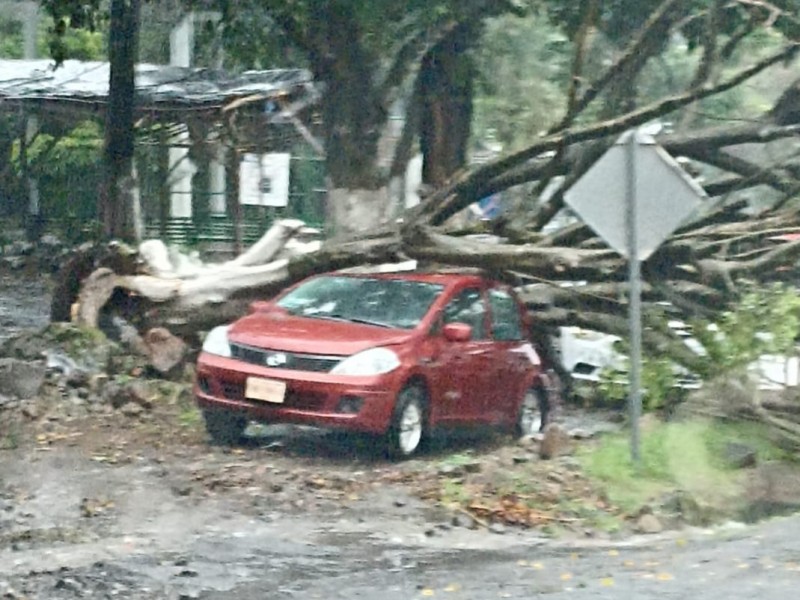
[564,129,706,463]
[564,130,706,260]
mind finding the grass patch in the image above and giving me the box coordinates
[439,478,471,506]
[578,418,780,514]
[178,406,203,428]
[438,451,478,467]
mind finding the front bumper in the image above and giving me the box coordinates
[194,352,400,434]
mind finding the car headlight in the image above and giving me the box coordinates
[202,325,231,358]
[330,347,400,376]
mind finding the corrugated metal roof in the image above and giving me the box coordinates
[0,58,314,108]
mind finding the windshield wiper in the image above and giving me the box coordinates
[340,316,394,328]
[317,313,394,328]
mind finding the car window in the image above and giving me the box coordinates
[441,288,486,340]
[277,275,444,329]
[489,288,524,341]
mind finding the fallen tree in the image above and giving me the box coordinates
[51,7,800,392]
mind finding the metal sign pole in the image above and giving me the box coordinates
[625,132,642,464]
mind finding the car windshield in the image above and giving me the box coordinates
[277,276,444,329]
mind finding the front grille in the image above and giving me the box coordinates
[220,381,244,400]
[230,343,342,373]
[284,390,325,411]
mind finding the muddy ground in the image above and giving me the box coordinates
[2,272,800,598]
[3,416,800,600]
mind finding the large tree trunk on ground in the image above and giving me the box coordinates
[69,220,403,337]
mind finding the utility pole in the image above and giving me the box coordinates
[101,0,142,242]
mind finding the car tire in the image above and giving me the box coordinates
[515,387,549,438]
[203,409,247,445]
[386,384,427,459]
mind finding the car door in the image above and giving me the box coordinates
[428,286,495,426]
[485,286,540,424]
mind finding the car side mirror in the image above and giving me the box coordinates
[442,322,472,342]
[248,300,271,314]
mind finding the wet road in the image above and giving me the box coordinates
[1,448,799,600]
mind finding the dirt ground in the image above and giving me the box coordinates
[3,408,800,600]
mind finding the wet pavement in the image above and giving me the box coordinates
[1,439,799,600]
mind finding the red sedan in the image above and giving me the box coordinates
[194,271,550,457]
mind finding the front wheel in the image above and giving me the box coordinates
[203,409,247,445]
[515,387,549,438]
[386,384,427,459]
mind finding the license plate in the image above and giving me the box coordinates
[245,377,286,403]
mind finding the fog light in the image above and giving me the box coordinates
[336,395,364,414]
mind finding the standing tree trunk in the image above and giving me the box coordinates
[100,0,142,243]
[308,0,393,237]
[419,22,475,187]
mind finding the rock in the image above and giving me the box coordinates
[489,522,506,535]
[20,402,39,420]
[512,455,530,464]
[105,379,154,410]
[65,368,91,388]
[0,358,46,399]
[747,461,800,511]
[121,402,144,417]
[723,442,757,469]
[451,512,477,530]
[636,513,663,534]
[539,424,572,460]
[144,327,187,377]
[569,428,593,439]
[394,498,408,507]
[546,471,565,484]
[462,461,482,474]
[437,464,464,477]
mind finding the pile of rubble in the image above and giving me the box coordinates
[0,322,192,432]
[0,234,70,274]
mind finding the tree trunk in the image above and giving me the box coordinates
[419,22,475,187]
[307,1,392,237]
[100,0,142,243]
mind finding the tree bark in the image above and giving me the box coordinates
[419,22,475,187]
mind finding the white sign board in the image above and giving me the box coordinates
[564,131,706,260]
[239,152,291,207]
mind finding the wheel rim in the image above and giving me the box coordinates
[519,390,541,435]
[398,398,423,455]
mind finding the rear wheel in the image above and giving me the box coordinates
[516,387,549,437]
[386,384,427,459]
[203,409,247,445]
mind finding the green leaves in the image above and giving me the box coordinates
[692,282,800,375]
[40,0,105,64]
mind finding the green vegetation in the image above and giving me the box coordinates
[580,419,789,514]
[597,283,800,413]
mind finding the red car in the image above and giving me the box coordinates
[194,271,550,457]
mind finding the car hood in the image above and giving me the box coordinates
[228,311,415,356]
